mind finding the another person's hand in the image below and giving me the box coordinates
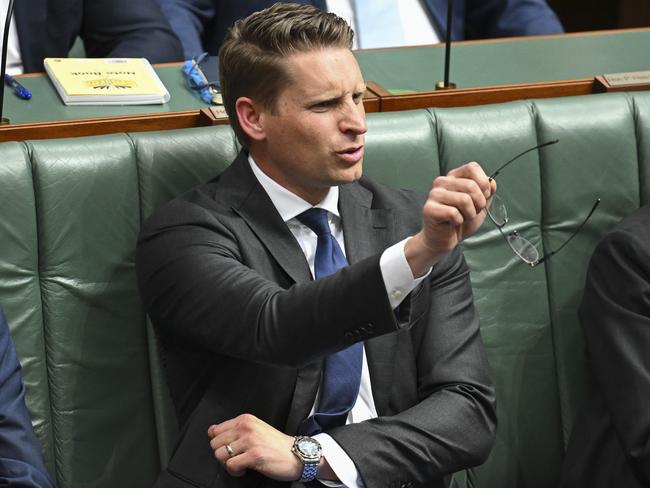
[406,161,496,276]
[208,414,302,481]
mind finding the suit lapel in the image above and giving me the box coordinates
[227,154,312,285]
[339,182,399,416]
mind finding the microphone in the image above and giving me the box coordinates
[435,0,456,90]
[0,0,15,125]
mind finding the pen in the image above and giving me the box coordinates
[4,73,32,100]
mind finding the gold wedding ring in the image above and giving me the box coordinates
[225,444,235,457]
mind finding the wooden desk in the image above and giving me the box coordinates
[357,28,650,110]
[2,28,648,141]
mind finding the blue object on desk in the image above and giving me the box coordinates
[4,74,32,100]
[182,53,221,105]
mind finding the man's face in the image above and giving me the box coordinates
[252,48,368,204]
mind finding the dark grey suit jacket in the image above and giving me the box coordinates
[560,204,650,488]
[136,152,496,488]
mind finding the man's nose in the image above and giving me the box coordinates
[340,100,367,135]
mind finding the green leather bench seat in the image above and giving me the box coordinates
[0,91,648,488]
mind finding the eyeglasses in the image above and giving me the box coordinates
[182,52,223,105]
[486,139,601,267]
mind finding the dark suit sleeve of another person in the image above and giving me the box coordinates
[463,0,563,38]
[578,212,650,483]
[80,0,183,63]
[0,308,54,488]
[158,0,217,59]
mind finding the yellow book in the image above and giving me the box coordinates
[44,58,170,105]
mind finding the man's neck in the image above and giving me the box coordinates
[247,154,340,223]
[248,149,330,206]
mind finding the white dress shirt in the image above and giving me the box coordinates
[249,156,426,487]
[326,0,440,49]
[0,0,23,75]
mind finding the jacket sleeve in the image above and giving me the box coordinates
[579,227,650,483]
[80,0,183,63]
[136,199,402,369]
[0,308,54,488]
[464,0,564,39]
[328,248,497,487]
[157,0,217,59]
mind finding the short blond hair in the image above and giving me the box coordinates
[219,3,354,147]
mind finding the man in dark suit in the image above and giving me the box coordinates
[158,0,563,59]
[13,0,183,73]
[560,204,650,488]
[0,306,54,487]
[137,4,496,487]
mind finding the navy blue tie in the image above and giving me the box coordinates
[296,208,363,435]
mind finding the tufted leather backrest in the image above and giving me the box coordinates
[0,91,648,488]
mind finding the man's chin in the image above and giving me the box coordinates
[333,165,363,185]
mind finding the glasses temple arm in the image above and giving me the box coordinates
[535,198,601,266]
[489,139,559,180]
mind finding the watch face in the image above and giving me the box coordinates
[297,437,321,460]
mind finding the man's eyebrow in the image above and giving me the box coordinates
[304,92,344,105]
[306,85,367,104]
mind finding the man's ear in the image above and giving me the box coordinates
[235,97,267,142]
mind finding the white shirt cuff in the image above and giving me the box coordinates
[313,433,364,488]
[380,237,430,309]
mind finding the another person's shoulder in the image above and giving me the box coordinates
[598,205,650,251]
[588,204,650,276]
[611,204,650,236]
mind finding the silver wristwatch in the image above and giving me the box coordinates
[291,435,322,482]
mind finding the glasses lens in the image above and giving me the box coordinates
[507,233,539,264]
[487,193,508,226]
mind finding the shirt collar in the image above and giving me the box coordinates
[248,154,340,222]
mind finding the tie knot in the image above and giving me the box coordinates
[296,208,331,237]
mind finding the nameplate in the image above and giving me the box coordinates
[605,71,650,86]
[209,106,228,119]
[595,71,650,93]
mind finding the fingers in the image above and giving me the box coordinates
[208,414,256,475]
[211,437,237,463]
[427,184,481,224]
[206,413,301,482]
[427,162,493,225]
[410,161,493,271]
[446,161,495,200]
